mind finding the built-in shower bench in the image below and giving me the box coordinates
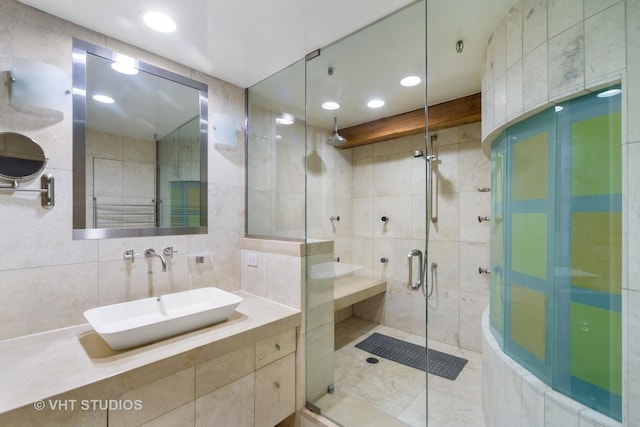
[333,275,386,311]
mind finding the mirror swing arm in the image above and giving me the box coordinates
[0,175,55,208]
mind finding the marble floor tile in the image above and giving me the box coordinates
[312,317,485,427]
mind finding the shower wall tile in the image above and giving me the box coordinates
[522,0,548,54]
[372,134,413,157]
[459,122,482,143]
[373,196,412,238]
[372,237,412,281]
[549,24,585,101]
[522,374,547,427]
[430,127,459,146]
[427,192,460,242]
[459,141,491,192]
[352,198,373,238]
[0,263,98,340]
[628,143,640,291]
[483,31,496,93]
[428,240,460,292]
[427,288,460,346]
[483,84,495,140]
[584,0,622,18]
[459,192,491,243]
[460,242,490,296]
[432,142,459,194]
[460,292,489,351]
[352,157,373,198]
[584,2,626,87]
[267,253,303,309]
[494,73,508,129]
[626,290,640,425]
[548,0,583,38]
[544,391,583,427]
[274,193,305,239]
[351,143,373,161]
[523,42,549,110]
[493,18,508,79]
[372,153,412,197]
[506,1,523,70]
[504,360,525,427]
[483,330,506,427]
[507,60,524,121]
[628,1,640,143]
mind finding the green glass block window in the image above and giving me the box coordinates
[512,132,548,201]
[570,302,622,396]
[511,284,547,361]
[511,213,547,280]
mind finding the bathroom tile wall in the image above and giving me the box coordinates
[350,123,490,351]
[481,0,639,425]
[0,0,245,341]
[247,105,352,251]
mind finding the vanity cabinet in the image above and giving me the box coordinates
[255,352,296,427]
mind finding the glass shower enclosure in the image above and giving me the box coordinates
[246,1,428,425]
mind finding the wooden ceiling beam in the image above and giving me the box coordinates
[337,93,481,149]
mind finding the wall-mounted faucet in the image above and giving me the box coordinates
[145,249,167,272]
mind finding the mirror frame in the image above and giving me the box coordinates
[71,38,208,239]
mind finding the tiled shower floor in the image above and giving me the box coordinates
[314,317,485,427]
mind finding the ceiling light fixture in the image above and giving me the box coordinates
[322,101,340,110]
[596,88,622,98]
[400,76,421,87]
[275,113,295,125]
[142,11,177,33]
[111,54,138,75]
[367,99,385,108]
[92,94,115,104]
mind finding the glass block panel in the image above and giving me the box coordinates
[511,284,547,361]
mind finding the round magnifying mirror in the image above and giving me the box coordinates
[0,132,47,181]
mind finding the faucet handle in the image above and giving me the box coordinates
[163,246,178,257]
[124,249,140,262]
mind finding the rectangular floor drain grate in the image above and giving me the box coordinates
[355,332,468,380]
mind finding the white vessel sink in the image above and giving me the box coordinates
[84,287,243,350]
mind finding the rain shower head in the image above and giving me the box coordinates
[326,116,347,147]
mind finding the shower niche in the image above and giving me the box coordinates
[490,87,622,421]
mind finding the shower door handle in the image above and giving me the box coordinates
[407,249,423,290]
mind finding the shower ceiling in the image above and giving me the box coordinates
[17,0,514,128]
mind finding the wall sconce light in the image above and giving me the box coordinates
[10,58,69,116]
[211,113,239,149]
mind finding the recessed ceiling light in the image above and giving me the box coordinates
[322,101,340,110]
[596,88,621,98]
[93,94,115,104]
[367,99,385,108]
[400,76,422,87]
[111,54,138,75]
[555,105,563,112]
[275,113,295,125]
[142,11,177,33]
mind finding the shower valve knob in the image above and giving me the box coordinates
[478,267,491,274]
[380,257,389,263]
[381,216,388,222]
[330,216,340,221]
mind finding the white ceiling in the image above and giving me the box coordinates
[18,0,515,130]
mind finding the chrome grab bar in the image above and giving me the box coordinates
[407,249,424,290]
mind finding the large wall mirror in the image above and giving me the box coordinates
[72,39,208,239]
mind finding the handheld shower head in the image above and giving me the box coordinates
[326,117,347,147]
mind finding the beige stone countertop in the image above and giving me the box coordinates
[0,292,300,414]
